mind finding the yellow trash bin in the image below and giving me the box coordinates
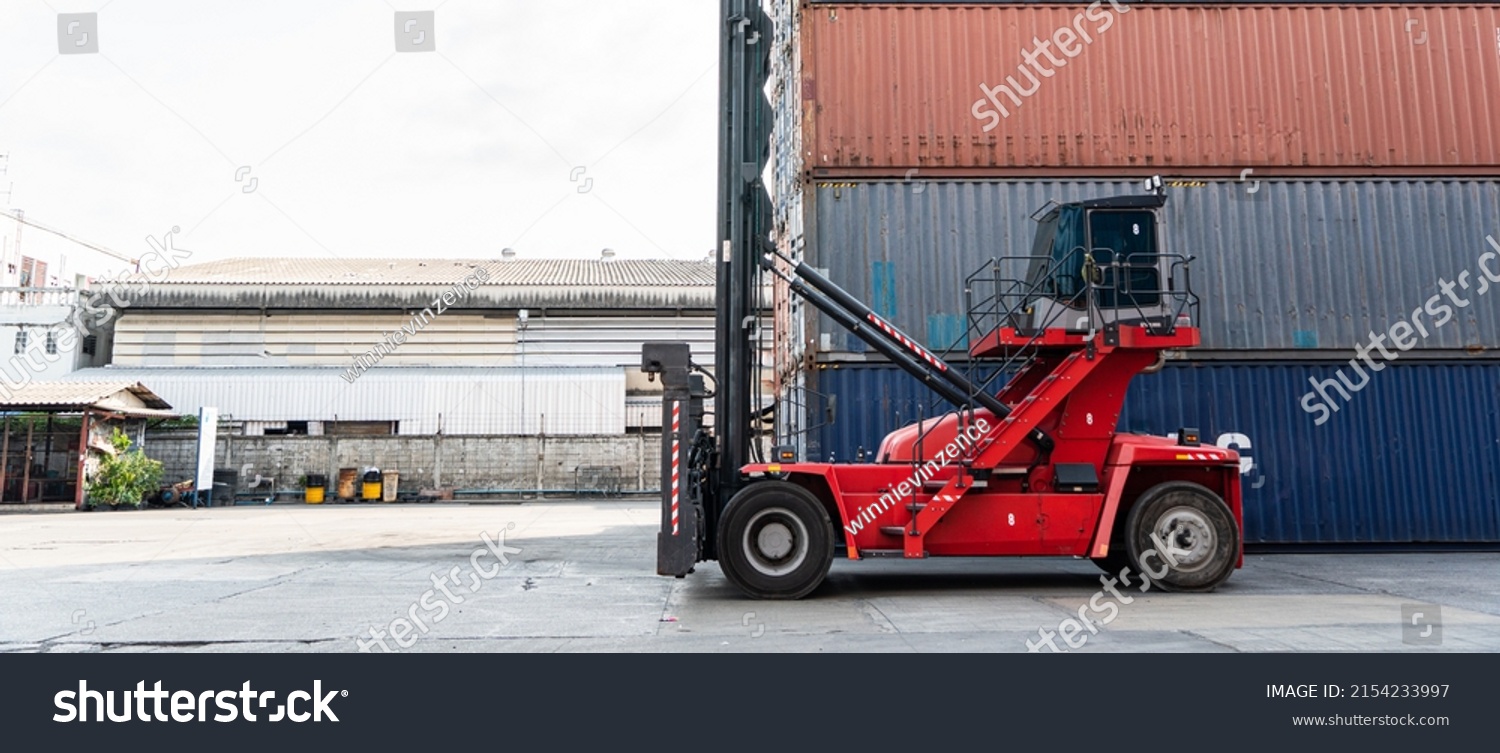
[361,469,382,501]
[305,473,328,504]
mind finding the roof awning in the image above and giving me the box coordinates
[0,381,176,416]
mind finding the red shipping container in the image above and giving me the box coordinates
[801,3,1500,177]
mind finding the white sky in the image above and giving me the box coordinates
[0,0,719,280]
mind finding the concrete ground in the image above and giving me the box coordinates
[1,500,1497,653]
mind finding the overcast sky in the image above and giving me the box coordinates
[0,0,719,280]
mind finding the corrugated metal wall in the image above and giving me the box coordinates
[116,311,723,370]
[113,312,518,367]
[522,315,715,368]
[807,179,1500,355]
[65,367,626,436]
[771,0,812,392]
[810,362,1500,545]
[803,4,1500,175]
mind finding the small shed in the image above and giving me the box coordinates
[0,381,175,507]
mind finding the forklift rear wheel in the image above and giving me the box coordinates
[717,481,834,600]
[1124,481,1238,592]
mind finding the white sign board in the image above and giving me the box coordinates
[195,407,218,501]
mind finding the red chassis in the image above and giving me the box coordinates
[741,325,1243,572]
[744,435,1242,562]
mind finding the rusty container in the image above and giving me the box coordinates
[802,3,1500,176]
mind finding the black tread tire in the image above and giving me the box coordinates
[717,481,834,600]
[1123,481,1239,592]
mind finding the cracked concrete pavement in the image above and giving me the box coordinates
[2,501,1497,652]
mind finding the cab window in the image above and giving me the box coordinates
[1087,210,1161,308]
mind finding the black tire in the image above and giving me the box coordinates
[1123,481,1239,592]
[716,481,834,600]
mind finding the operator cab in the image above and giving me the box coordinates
[1020,192,1184,334]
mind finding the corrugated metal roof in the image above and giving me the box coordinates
[63,367,624,436]
[0,381,173,411]
[810,361,1500,545]
[805,179,1500,355]
[159,258,714,287]
[802,4,1500,176]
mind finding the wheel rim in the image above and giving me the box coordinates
[1151,505,1218,574]
[741,507,809,577]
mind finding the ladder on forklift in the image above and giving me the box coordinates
[864,209,1200,558]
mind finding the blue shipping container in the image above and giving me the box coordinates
[808,179,1500,355]
[809,362,1500,545]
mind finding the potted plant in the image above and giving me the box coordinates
[84,429,165,511]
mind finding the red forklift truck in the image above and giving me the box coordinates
[643,2,1240,599]
[643,184,1242,599]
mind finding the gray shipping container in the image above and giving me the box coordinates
[801,179,1500,357]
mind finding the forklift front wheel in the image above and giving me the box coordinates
[1124,481,1239,592]
[717,481,834,600]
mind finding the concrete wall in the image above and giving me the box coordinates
[143,432,662,496]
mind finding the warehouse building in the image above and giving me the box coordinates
[768,1,1500,545]
[59,255,759,497]
[73,255,722,434]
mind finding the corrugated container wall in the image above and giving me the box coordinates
[771,0,819,447]
[811,362,1500,545]
[806,179,1500,356]
[802,4,1500,175]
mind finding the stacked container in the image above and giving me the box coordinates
[769,1,1500,545]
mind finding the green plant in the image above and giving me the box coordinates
[87,429,165,509]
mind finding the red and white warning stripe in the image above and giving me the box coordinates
[867,313,947,372]
[670,401,681,536]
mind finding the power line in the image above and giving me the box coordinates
[0,209,137,265]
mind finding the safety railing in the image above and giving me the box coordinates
[0,287,81,307]
[899,247,1200,471]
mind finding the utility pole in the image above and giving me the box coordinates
[0,154,17,288]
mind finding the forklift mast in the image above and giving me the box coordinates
[641,0,773,574]
[712,0,773,514]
